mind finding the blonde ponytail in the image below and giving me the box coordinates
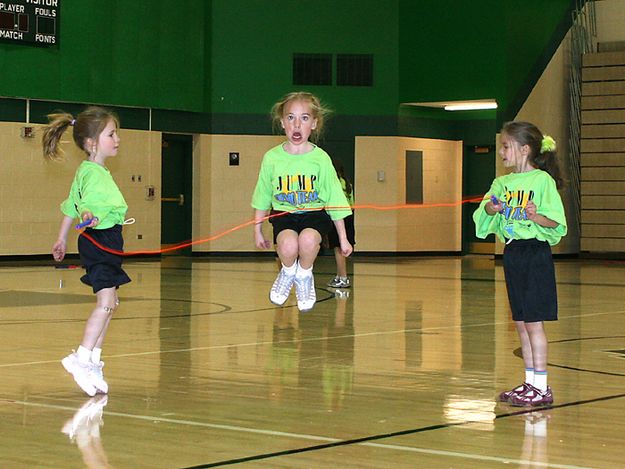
[42,112,74,161]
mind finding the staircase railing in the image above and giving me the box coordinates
[568,0,596,246]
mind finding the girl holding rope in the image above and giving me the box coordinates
[44,106,130,396]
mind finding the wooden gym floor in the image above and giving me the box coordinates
[0,254,624,468]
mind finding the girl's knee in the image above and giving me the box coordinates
[298,230,321,250]
[277,239,299,258]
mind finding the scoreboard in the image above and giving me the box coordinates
[0,0,58,46]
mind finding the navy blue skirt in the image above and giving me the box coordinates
[503,239,557,322]
[269,210,332,244]
[78,225,131,293]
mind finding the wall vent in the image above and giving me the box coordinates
[293,53,332,86]
[337,54,373,86]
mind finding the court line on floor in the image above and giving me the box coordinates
[3,309,625,369]
[0,397,597,469]
[179,391,625,468]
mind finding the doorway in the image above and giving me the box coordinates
[161,134,193,254]
[462,144,495,254]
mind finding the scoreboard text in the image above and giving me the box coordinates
[0,0,58,46]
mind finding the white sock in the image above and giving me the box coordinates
[525,368,535,385]
[534,371,548,392]
[295,261,313,278]
[533,418,548,437]
[76,345,92,364]
[282,262,297,275]
[91,347,102,363]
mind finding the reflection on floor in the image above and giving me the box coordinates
[1,255,624,467]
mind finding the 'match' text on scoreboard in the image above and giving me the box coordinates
[0,0,59,46]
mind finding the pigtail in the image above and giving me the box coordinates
[42,112,74,161]
[532,147,564,190]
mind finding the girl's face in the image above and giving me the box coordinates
[499,132,530,171]
[94,119,120,160]
[281,99,317,149]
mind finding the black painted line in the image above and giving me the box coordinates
[180,392,625,468]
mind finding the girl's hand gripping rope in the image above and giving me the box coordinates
[487,195,503,215]
[76,214,99,230]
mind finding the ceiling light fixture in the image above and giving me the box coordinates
[444,102,498,111]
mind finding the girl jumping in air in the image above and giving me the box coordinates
[252,92,352,312]
[473,121,567,406]
[43,106,130,396]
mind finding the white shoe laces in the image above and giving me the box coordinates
[295,275,314,301]
[272,270,294,295]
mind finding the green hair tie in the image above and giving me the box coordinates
[541,135,556,153]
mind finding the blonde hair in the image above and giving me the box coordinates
[270,91,331,143]
[42,106,120,161]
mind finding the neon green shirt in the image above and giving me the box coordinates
[60,161,128,229]
[339,176,354,207]
[251,144,352,221]
[473,169,567,245]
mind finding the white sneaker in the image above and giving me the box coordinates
[294,274,316,312]
[269,268,296,306]
[328,276,351,288]
[91,361,109,394]
[62,395,108,441]
[62,353,97,397]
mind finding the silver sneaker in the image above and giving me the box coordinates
[90,361,109,394]
[328,276,350,288]
[61,353,97,397]
[294,274,316,312]
[270,268,295,306]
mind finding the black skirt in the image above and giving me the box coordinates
[503,239,557,322]
[78,225,131,293]
[269,210,333,244]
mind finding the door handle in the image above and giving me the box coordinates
[161,194,184,206]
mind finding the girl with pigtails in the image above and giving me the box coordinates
[43,106,130,397]
[252,92,352,312]
[473,121,567,407]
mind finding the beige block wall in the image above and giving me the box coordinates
[3,126,465,256]
[595,0,625,43]
[193,134,283,252]
[354,136,463,252]
[0,122,161,255]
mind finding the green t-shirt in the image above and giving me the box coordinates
[339,176,354,207]
[251,144,352,221]
[60,160,128,229]
[473,169,567,245]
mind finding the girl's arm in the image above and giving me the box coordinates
[332,218,353,257]
[525,201,559,228]
[254,209,271,249]
[52,215,74,262]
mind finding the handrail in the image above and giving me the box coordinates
[568,0,596,248]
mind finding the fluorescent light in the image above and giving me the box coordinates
[444,102,498,111]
